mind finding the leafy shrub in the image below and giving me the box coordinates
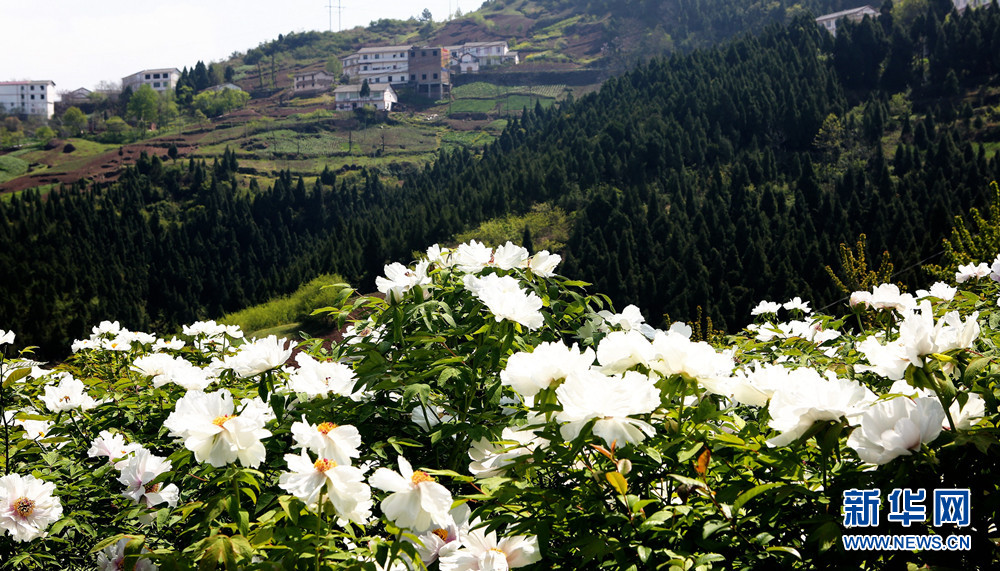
[2,241,1000,569]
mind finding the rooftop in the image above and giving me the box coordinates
[0,80,56,86]
[815,5,879,22]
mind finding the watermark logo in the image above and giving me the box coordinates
[841,488,971,551]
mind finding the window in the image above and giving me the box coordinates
[40,94,44,100]
[421,74,427,80]
[375,54,380,59]
[410,74,416,80]
[363,55,368,60]
[145,74,151,79]
[374,77,379,83]
[30,85,35,90]
[153,82,161,88]
[153,73,160,79]
[421,51,426,56]
[433,73,438,79]
[363,65,368,71]
[30,94,35,100]
[432,50,438,56]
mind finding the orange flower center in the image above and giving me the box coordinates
[212,415,236,427]
[314,458,337,472]
[489,547,506,555]
[432,528,449,541]
[144,482,162,494]
[411,470,434,484]
[13,497,35,518]
[317,422,338,434]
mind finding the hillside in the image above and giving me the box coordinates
[1,0,855,195]
[4,2,1000,356]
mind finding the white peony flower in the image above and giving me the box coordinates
[40,375,102,412]
[766,371,877,447]
[492,241,529,270]
[650,329,734,384]
[526,251,561,277]
[438,525,541,571]
[285,353,364,400]
[411,404,455,431]
[916,282,957,301]
[847,397,945,464]
[463,274,544,330]
[595,330,654,374]
[369,456,454,532]
[556,370,660,448]
[96,537,158,570]
[598,304,656,338]
[0,330,14,345]
[956,262,990,283]
[163,390,271,468]
[454,240,494,274]
[783,297,811,314]
[153,337,186,351]
[0,473,63,542]
[468,426,541,478]
[222,335,292,378]
[279,450,372,525]
[116,449,179,509]
[750,300,782,316]
[290,418,362,466]
[500,341,595,397]
[88,430,145,465]
[377,261,432,302]
[409,503,471,565]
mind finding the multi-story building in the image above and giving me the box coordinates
[332,83,398,111]
[293,70,337,96]
[0,80,57,118]
[121,68,181,93]
[815,6,879,36]
[447,41,519,73]
[341,45,411,86]
[408,46,450,99]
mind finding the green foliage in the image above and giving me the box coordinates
[0,155,29,183]
[192,88,250,118]
[61,107,87,137]
[127,85,159,126]
[3,244,1000,568]
[926,181,1000,280]
[453,203,570,252]
[219,274,350,336]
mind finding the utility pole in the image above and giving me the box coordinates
[325,0,343,32]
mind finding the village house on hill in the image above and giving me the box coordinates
[815,6,880,36]
[293,70,337,96]
[341,45,412,86]
[409,46,451,99]
[0,80,56,119]
[332,83,397,111]
[122,68,180,93]
[446,41,519,74]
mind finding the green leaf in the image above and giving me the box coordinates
[766,546,802,559]
[733,483,785,515]
[807,521,841,552]
[606,471,628,495]
[963,356,992,385]
[3,366,31,388]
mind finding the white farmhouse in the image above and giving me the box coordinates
[332,83,397,111]
[0,80,57,118]
[122,68,181,93]
[815,6,880,37]
[341,45,411,86]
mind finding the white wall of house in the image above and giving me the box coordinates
[121,69,180,93]
[0,80,56,118]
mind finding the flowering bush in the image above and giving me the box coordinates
[1,242,999,569]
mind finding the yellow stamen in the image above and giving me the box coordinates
[489,547,506,555]
[212,415,236,427]
[317,422,339,434]
[432,528,449,541]
[144,482,162,494]
[314,458,337,472]
[13,497,35,518]
[411,470,434,484]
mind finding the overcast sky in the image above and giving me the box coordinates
[1,0,484,94]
